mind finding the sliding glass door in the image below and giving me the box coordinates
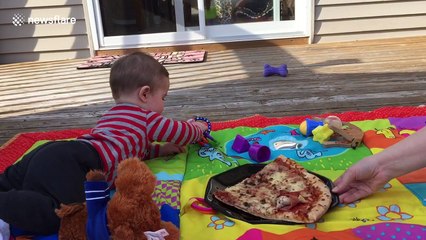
[92,0,206,47]
[89,0,309,49]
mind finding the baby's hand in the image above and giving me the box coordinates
[192,121,208,132]
[187,118,208,132]
[159,143,186,158]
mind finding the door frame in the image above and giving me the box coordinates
[84,0,314,50]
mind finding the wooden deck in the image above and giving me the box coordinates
[1,36,425,145]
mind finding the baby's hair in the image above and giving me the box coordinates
[109,52,169,99]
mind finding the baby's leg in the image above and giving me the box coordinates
[0,143,49,191]
[0,190,60,234]
[0,141,102,235]
[22,141,101,203]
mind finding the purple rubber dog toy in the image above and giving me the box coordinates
[263,64,288,77]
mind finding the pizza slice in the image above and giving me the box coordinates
[213,156,332,223]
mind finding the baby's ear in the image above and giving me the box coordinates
[138,86,150,102]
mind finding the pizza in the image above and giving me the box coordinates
[213,156,332,223]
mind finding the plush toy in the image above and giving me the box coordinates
[55,158,180,240]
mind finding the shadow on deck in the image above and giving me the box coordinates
[0,36,425,145]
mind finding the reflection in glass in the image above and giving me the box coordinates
[184,0,200,28]
[205,0,295,25]
[99,0,201,37]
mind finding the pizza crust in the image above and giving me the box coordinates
[213,156,332,223]
[303,172,332,222]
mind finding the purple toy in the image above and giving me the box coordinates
[231,134,250,153]
[194,116,216,143]
[263,64,288,77]
[248,144,271,162]
[231,135,271,162]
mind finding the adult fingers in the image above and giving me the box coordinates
[338,187,370,204]
[332,170,356,194]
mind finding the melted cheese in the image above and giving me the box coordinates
[215,157,329,222]
[269,171,306,192]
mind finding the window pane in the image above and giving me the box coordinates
[99,0,177,36]
[280,0,295,21]
[205,0,294,26]
[184,0,200,28]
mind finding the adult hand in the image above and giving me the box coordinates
[332,156,391,203]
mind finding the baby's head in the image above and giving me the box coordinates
[110,52,170,113]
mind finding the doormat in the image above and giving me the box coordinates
[76,50,207,69]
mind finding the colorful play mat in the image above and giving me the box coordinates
[1,106,425,240]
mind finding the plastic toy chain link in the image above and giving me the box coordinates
[189,197,215,214]
[194,116,217,144]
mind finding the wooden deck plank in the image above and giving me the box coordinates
[0,36,425,145]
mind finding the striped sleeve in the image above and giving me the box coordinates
[146,143,161,160]
[146,112,204,145]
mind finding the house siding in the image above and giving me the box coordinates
[314,0,426,43]
[0,0,90,64]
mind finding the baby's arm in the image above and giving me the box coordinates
[146,142,186,159]
[146,112,207,156]
[146,143,161,159]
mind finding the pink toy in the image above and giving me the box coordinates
[190,197,214,214]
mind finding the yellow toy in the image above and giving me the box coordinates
[299,119,324,136]
[299,120,307,135]
[303,116,364,149]
[312,124,334,143]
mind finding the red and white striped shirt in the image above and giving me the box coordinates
[78,103,203,186]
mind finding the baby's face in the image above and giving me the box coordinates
[145,76,170,114]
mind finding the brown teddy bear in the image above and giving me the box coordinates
[55,158,180,240]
